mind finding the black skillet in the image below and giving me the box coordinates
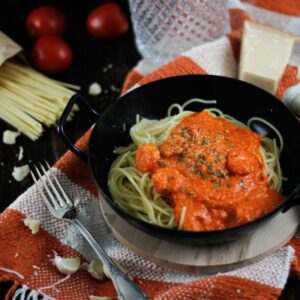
[58,75,300,245]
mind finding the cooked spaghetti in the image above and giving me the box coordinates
[108,99,284,231]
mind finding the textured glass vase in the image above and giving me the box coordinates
[129,0,230,64]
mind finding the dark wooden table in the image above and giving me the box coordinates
[0,1,298,299]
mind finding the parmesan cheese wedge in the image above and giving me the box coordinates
[239,21,298,94]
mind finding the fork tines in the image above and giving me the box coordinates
[31,161,74,214]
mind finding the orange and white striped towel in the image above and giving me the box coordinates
[1,0,300,299]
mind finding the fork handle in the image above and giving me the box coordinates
[73,219,148,300]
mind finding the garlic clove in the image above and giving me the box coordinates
[103,258,127,279]
[53,256,80,275]
[290,94,300,116]
[23,217,40,234]
[283,83,300,116]
[283,83,300,105]
[87,259,105,281]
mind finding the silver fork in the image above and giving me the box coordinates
[31,161,148,300]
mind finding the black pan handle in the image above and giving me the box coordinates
[57,94,100,162]
[281,182,300,213]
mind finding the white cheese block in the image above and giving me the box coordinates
[239,21,298,94]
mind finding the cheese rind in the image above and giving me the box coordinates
[239,21,298,94]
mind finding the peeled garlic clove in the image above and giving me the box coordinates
[103,258,127,279]
[54,256,80,275]
[87,259,105,281]
[23,217,40,234]
[283,83,300,105]
[290,94,300,116]
[283,83,300,116]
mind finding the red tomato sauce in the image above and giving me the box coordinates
[136,110,284,231]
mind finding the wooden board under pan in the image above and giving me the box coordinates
[99,197,299,273]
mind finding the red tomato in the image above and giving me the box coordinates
[86,2,129,39]
[26,6,67,38]
[32,35,73,73]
